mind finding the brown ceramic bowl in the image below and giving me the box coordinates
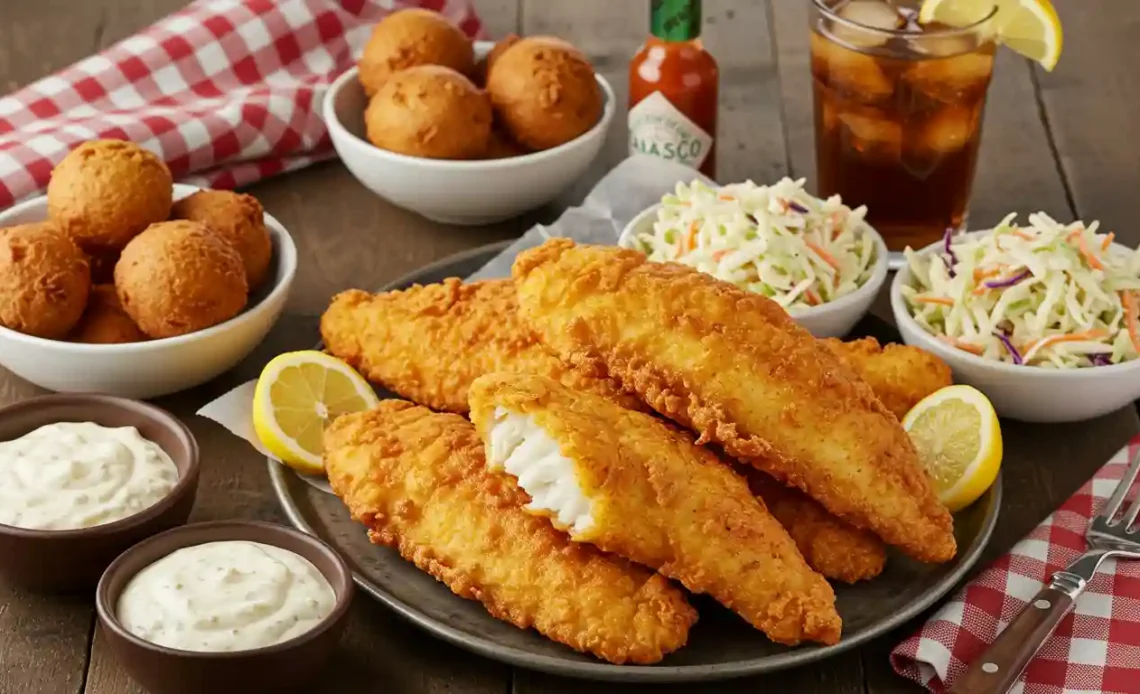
[96,521,354,694]
[0,394,199,591]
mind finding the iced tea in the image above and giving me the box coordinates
[810,0,997,251]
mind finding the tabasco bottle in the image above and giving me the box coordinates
[628,0,719,178]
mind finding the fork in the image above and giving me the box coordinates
[951,449,1140,694]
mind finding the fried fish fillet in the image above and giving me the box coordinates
[822,337,953,420]
[747,471,886,584]
[320,279,640,414]
[512,239,956,564]
[468,372,842,646]
[324,400,696,664]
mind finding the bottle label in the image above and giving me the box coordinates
[628,92,712,170]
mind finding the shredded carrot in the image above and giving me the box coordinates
[1102,232,1115,251]
[677,222,699,258]
[804,290,821,306]
[973,267,1000,283]
[718,193,735,202]
[914,295,954,307]
[1024,330,1109,355]
[711,249,730,261]
[1012,230,1036,241]
[1063,229,1104,270]
[1122,291,1140,355]
[805,241,841,271]
[939,336,984,355]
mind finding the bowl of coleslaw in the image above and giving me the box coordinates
[891,213,1140,422]
[618,178,888,338]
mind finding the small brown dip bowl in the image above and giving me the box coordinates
[0,394,199,591]
[95,520,354,694]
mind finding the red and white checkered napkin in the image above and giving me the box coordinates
[0,0,485,209]
[892,437,1140,694]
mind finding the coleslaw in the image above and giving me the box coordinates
[902,213,1140,368]
[629,178,877,312]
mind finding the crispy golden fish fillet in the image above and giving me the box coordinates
[822,337,953,420]
[320,279,640,414]
[324,400,696,664]
[468,372,842,646]
[512,239,956,564]
[747,471,885,584]
[743,337,950,582]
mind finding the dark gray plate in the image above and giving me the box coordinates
[269,241,1002,683]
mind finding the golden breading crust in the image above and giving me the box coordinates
[324,401,697,665]
[746,470,886,584]
[822,337,953,420]
[469,373,842,646]
[512,239,956,564]
[319,278,642,414]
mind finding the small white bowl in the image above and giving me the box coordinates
[618,203,889,338]
[891,231,1140,422]
[0,183,297,399]
[324,41,616,226]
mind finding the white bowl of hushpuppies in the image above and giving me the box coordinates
[325,9,616,225]
[0,139,297,399]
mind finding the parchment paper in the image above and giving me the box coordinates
[197,154,712,493]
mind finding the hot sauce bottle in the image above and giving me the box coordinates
[628,0,719,178]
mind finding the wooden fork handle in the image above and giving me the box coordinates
[949,586,1073,694]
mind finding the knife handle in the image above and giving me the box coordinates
[949,585,1073,694]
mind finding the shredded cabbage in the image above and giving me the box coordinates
[630,178,877,313]
[902,212,1140,368]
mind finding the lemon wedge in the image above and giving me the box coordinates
[253,351,379,474]
[919,0,1063,71]
[902,385,1002,512]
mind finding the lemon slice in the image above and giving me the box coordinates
[253,351,379,474]
[902,385,1002,512]
[919,0,1063,70]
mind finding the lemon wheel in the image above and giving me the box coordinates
[919,0,1063,71]
[902,384,1003,512]
[253,351,380,474]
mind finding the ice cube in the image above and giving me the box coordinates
[910,34,976,58]
[829,1,905,48]
[839,110,903,161]
[901,106,976,177]
[811,31,896,103]
[920,106,977,154]
[904,50,994,103]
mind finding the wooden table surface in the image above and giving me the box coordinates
[2,1,1139,692]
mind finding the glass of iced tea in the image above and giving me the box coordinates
[810,0,998,252]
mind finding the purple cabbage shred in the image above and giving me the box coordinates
[789,201,809,214]
[993,331,1023,365]
[1090,353,1113,367]
[984,269,1032,289]
[943,227,958,277]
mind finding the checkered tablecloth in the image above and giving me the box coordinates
[0,0,485,209]
[892,437,1140,694]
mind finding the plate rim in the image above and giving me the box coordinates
[268,240,1003,683]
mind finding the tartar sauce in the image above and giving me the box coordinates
[0,422,178,531]
[117,541,337,653]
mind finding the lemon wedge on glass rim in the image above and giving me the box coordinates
[902,384,1002,513]
[253,350,379,475]
[919,0,1063,71]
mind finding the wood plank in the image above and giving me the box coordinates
[474,0,521,39]
[513,657,865,694]
[1034,0,1140,245]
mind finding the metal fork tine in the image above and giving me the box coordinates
[1102,448,1140,524]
